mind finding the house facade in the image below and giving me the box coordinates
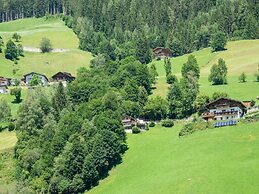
[0,77,9,86]
[52,72,75,82]
[0,85,8,94]
[202,98,246,121]
[153,47,173,58]
[23,72,49,86]
[122,116,147,132]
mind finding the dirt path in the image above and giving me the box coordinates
[23,46,70,53]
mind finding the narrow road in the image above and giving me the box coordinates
[23,46,70,53]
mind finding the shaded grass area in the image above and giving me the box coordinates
[89,122,259,194]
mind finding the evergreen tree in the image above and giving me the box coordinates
[211,31,227,51]
[52,82,68,119]
[0,36,4,53]
[5,39,18,60]
[239,72,247,83]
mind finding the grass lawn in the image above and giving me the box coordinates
[0,87,27,115]
[0,130,17,152]
[0,17,93,79]
[151,39,259,100]
[0,17,78,49]
[89,121,259,194]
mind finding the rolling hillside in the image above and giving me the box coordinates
[89,122,259,194]
[151,39,259,101]
[0,17,93,78]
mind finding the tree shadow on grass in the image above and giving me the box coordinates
[11,99,23,104]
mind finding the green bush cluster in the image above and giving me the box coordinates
[179,121,214,137]
[161,119,174,128]
[132,127,141,134]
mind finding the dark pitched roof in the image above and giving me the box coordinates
[206,98,247,110]
[52,72,75,79]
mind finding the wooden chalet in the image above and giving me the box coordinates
[51,72,75,82]
[153,47,173,58]
[202,98,246,121]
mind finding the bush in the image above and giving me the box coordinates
[166,74,177,84]
[149,121,156,127]
[132,127,140,134]
[40,37,53,53]
[161,119,174,128]
[8,122,15,131]
[179,121,214,137]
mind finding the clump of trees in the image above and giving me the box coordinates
[208,58,228,85]
[0,99,11,123]
[40,37,53,53]
[0,36,4,53]
[4,39,24,61]
[239,72,247,83]
[10,87,22,103]
[12,33,22,42]
[167,55,200,119]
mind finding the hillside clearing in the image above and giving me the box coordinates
[0,17,93,79]
[0,131,17,152]
[89,122,259,194]
[151,40,259,100]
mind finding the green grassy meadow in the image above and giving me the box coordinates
[151,39,259,100]
[89,122,259,194]
[0,17,93,78]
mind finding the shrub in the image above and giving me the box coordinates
[40,37,53,53]
[166,74,177,84]
[149,121,156,127]
[179,121,214,137]
[161,119,174,128]
[8,122,15,131]
[132,127,140,134]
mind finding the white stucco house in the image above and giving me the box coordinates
[23,72,49,86]
[0,85,8,94]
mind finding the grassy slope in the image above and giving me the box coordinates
[151,39,259,100]
[89,122,259,194]
[0,17,93,78]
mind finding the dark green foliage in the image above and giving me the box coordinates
[0,99,11,122]
[40,37,53,53]
[29,75,42,86]
[4,39,18,60]
[161,119,174,128]
[164,58,172,77]
[149,121,156,127]
[256,64,259,82]
[132,127,141,134]
[12,33,22,42]
[195,94,210,115]
[0,36,4,53]
[251,100,256,107]
[52,82,68,119]
[15,79,126,192]
[181,55,200,79]
[143,96,168,121]
[239,72,247,83]
[208,58,228,85]
[211,31,227,52]
[166,74,177,84]
[8,122,15,131]
[10,87,22,103]
[168,55,200,119]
